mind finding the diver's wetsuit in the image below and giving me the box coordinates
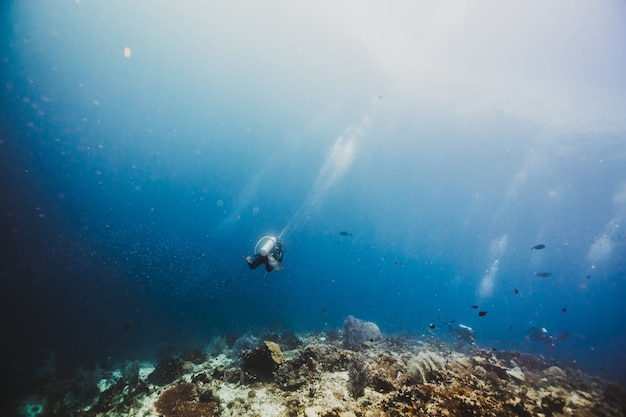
[248,243,284,272]
[248,255,272,272]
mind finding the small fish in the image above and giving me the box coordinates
[429,323,436,329]
[339,231,352,237]
[562,307,567,313]
[394,260,402,266]
[534,272,551,278]
[122,323,132,332]
[531,244,546,250]
[471,305,478,309]
[478,311,487,317]
[514,288,519,294]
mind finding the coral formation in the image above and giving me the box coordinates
[240,340,284,381]
[90,377,150,415]
[148,357,185,386]
[231,334,261,355]
[265,341,284,365]
[300,343,350,373]
[369,353,408,393]
[154,382,217,417]
[347,352,370,398]
[280,330,303,350]
[180,347,207,364]
[406,349,446,384]
[18,325,626,417]
[342,315,382,350]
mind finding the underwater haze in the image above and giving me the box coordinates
[2,0,626,407]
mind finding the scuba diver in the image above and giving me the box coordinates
[245,235,285,272]
[440,320,477,346]
[449,323,477,346]
[525,326,570,346]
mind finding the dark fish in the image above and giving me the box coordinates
[394,260,402,266]
[534,272,551,278]
[339,231,352,237]
[514,288,519,294]
[122,323,132,332]
[562,307,567,313]
[478,311,487,317]
[471,305,478,309]
[429,323,436,329]
[531,244,546,250]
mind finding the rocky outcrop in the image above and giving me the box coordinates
[148,357,185,386]
[241,341,284,381]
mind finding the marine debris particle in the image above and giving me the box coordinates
[534,272,552,278]
[531,244,546,250]
[478,311,487,317]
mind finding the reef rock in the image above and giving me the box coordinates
[369,353,408,393]
[300,343,350,373]
[544,365,567,379]
[506,366,525,382]
[241,340,284,381]
[343,316,382,350]
[148,357,185,386]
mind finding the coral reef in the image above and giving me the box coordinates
[90,377,150,415]
[148,357,185,386]
[347,352,370,398]
[369,353,408,393]
[280,330,303,350]
[342,315,382,351]
[406,349,446,384]
[300,343,350,373]
[231,334,261,356]
[240,340,284,381]
[154,382,217,417]
[180,347,207,364]
[19,326,626,417]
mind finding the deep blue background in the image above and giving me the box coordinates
[1,0,625,408]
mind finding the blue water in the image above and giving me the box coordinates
[2,0,626,408]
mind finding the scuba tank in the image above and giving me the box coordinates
[255,236,277,256]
